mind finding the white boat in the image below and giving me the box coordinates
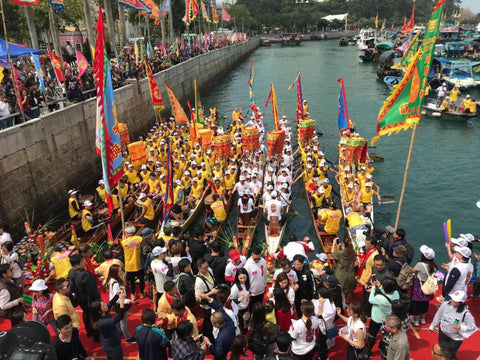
[357,28,377,51]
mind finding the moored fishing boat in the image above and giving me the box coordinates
[422,98,477,121]
[383,76,403,91]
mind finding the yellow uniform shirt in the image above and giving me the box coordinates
[323,184,332,199]
[68,197,80,218]
[118,183,129,199]
[125,169,140,184]
[140,170,150,182]
[346,211,365,228]
[81,209,92,232]
[143,198,155,220]
[312,193,325,208]
[174,185,185,205]
[51,251,72,279]
[441,99,449,111]
[52,293,81,328]
[112,194,120,210]
[450,88,459,102]
[321,209,343,234]
[148,179,160,193]
[211,200,227,222]
[121,235,143,272]
[360,189,374,204]
[224,176,235,190]
[96,186,106,201]
[366,165,375,175]
[191,183,203,199]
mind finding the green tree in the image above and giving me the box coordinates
[0,1,28,43]
[227,4,257,31]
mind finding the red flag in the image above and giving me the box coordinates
[76,50,88,78]
[48,50,64,82]
[165,82,189,125]
[221,2,230,21]
[401,1,415,33]
[183,0,191,24]
[10,0,39,5]
[144,60,165,110]
[391,23,394,30]
[211,3,219,23]
[12,66,24,112]
[107,223,114,243]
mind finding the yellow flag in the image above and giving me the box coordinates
[0,67,4,83]
[375,13,379,28]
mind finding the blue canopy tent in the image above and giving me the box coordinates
[0,38,41,67]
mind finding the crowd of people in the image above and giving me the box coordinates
[435,82,477,114]
[1,105,479,360]
[0,34,243,130]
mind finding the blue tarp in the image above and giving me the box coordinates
[0,38,41,61]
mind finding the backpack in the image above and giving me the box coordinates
[420,263,438,295]
[173,272,188,287]
[395,261,413,290]
[67,271,87,307]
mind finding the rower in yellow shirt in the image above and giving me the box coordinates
[344,207,369,234]
[125,164,140,184]
[318,202,342,235]
[135,193,155,225]
[68,190,81,220]
[356,182,381,216]
[188,178,203,208]
[121,225,144,300]
[224,170,235,195]
[342,183,356,209]
[440,97,450,112]
[366,160,375,175]
[467,97,477,114]
[148,172,161,197]
[206,194,227,230]
[81,200,97,236]
[96,180,106,203]
[139,165,150,182]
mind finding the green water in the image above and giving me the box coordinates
[203,40,480,264]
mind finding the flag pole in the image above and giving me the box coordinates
[394,122,417,229]
[118,192,126,237]
[0,0,26,123]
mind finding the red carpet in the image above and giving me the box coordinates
[1,285,479,359]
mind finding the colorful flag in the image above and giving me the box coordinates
[211,2,219,23]
[401,0,415,33]
[107,223,114,244]
[288,71,304,120]
[381,18,386,32]
[375,13,378,28]
[201,0,210,21]
[48,49,64,82]
[372,0,444,145]
[31,53,45,91]
[145,60,165,111]
[391,23,394,30]
[221,2,231,21]
[165,82,189,125]
[247,58,255,104]
[158,0,171,20]
[70,224,79,248]
[265,83,280,130]
[0,67,4,84]
[203,152,215,191]
[187,100,197,138]
[76,50,88,78]
[134,41,139,65]
[337,78,352,133]
[163,138,174,224]
[146,41,153,59]
[183,0,191,24]
[119,0,150,12]
[194,79,205,125]
[49,0,64,14]
[192,0,199,19]
[10,0,39,5]
[392,32,420,70]
[94,6,124,215]
[345,137,368,163]
[12,66,24,112]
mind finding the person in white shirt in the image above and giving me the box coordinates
[273,257,299,290]
[288,300,319,359]
[267,272,295,306]
[263,185,274,203]
[224,249,246,283]
[337,301,367,359]
[0,223,12,245]
[275,235,315,261]
[150,246,170,311]
[229,268,250,333]
[237,193,255,225]
[278,183,291,209]
[243,248,267,309]
[277,169,291,186]
[233,176,252,197]
[249,174,263,204]
[263,191,284,226]
[282,151,293,168]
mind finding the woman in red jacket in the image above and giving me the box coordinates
[274,287,292,331]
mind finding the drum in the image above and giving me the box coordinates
[199,129,214,147]
[242,126,260,151]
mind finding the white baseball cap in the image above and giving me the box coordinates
[449,290,467,302]
[419,245,435,260]
[454,246,471,258]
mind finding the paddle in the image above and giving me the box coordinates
[382,200,396,205]
[370,155,384,161]
[381,195,396,199]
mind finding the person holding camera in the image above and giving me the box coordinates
[195,258,219,341]
[171,320,207,360]
[135,308,170,360]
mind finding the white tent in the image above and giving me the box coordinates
[321,13,349,31]
[477,23,480,32]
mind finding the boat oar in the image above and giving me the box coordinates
[382,200,396,205]
[370,155,384,161]
[381,195,396,199]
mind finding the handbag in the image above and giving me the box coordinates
[354,347,370,360]
[326,326,338,339]
[420,263,438,295]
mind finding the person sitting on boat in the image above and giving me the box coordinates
[237,191,255,226]
[81,200,98,237]
[146,157,156,173]
[263,190,286,227]
[345,207,369,235]
[342,183,357,209]
[223,170,235,197]
[135,193,155,226]
[147,172,161,198]
[311,187,326,219]
[234,176,252,197]
[356,182,381,216]
[170,180,187,222]
[213,177,226,199]
[449,85,461,111]
[181,171,192,196]
[318,201,343,235]
[277,168,291,187]
[441,96,450,113]
[303,100,308,114]
[249,173,262,205]
[187,178,203,208]
[366,159,375,175]
[206,194,227,231]
[279,183,292,209]
[96,180,106,204]
[139,165,150,182]
[435,83,448,106]
[125,164,141,185]
[117,178,130,204]
[275,234,315,262]
[321,178,333,200]
[68,190,81,220]
[464,96,477,114]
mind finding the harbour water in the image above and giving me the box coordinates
[203,40,480,264]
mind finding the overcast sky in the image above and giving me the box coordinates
[461,0,480,14]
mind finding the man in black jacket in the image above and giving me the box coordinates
[176,258,196,309]
[293,254,315,316]
[265,332,297,360]
[188,230,209,274]
[204,240,227,286]
[68,254,101,340]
